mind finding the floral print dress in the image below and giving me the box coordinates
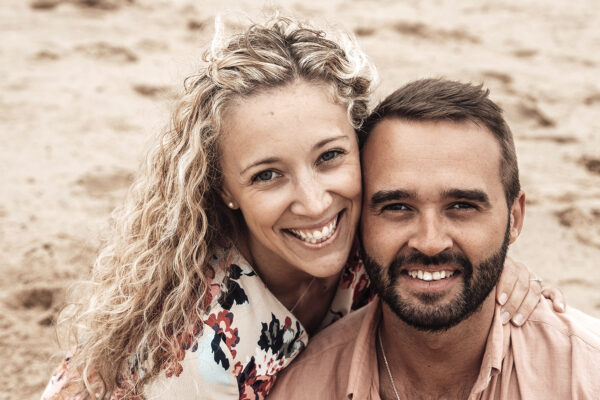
[41,240,374,400]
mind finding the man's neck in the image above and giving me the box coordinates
[378,294,496,400]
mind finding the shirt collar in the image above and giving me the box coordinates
[471,303,511,394]
[346,298,382,399]
[344,299,510,399]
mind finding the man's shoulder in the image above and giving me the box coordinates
[503,299,600,398]
[268,302,376,399]
[523,298,600,351]
[508,298,600,383]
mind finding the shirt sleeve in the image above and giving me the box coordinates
[39,336,241,400]
[40,355,97,400]
[40,244,312,400]
[143,330,240,400]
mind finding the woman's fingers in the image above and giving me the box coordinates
[542,287,566,313]
[501,259,534,326]
[510,275,543,326]
[496,258,566,326]
[496,256,519,307]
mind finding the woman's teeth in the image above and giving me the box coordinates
[289,217,338,244]
[407,270,455,281]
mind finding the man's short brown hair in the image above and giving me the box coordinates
[360,78,520,205]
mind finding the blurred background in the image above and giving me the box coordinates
[1,0,599,398]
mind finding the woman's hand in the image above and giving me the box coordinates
[496,256,566,326]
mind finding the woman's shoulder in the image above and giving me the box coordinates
[143,243,310,399]
[201,244,257,310]
[41,245,309,400]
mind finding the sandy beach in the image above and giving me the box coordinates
[1,0,599,398]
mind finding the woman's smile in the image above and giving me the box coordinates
[285,210,343,246]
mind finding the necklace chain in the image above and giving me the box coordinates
[290,277,315,313]
[378,326,402,400]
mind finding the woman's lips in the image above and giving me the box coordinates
[285,211,343,245]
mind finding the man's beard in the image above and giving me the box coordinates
[362,221,510,332]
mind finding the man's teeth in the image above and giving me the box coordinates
[407,270,455,281]
[289,218,338,244]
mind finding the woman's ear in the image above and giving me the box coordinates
[509,191,526,244]
[219,184,238,210]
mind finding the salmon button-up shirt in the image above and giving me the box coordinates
[269,297,600,399]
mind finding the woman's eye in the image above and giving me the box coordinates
[318,150,343,163]
[252,170,278,183]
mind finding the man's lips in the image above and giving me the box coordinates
[401,265,462,282]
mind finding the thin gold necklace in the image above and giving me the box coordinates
[378,326,402,400]
[290,277,315,313]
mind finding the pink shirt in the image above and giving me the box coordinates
[269,297,600,399]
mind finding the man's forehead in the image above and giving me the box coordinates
[361,118,503,193]
[362,118,500,161]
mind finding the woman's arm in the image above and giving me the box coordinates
[496,256,565,326]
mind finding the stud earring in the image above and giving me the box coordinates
[228,202,235,209]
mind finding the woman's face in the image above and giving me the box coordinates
[219,80,362,279]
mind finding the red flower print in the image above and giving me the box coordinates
[339,237,362,289]
[203,282,222,309]
[233,361,244,376]
[351,272,374,310]
[218,254,235,272]
[206,310,240,357]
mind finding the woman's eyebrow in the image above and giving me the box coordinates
[240,135,349,176]
[313,135,349,150]
[240,157,281,176]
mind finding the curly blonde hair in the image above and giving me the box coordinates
[62,15,376,398]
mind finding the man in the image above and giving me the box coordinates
[269,79,600,399]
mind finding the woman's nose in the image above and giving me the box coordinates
[290,173,333,217]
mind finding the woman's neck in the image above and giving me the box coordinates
[236,235,341,335]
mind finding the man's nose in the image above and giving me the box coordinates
[407,211,452,256]
[290,172,333,217]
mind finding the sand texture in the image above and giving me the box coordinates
[1,0,599,398]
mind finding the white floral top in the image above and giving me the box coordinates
[41,239,374,400]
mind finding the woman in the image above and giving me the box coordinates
[42,16,563,400]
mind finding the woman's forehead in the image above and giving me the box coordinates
[220,81,354,162]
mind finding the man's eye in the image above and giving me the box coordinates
[318,150,343,163]
[252,170,279,183]
[449,202,476,210]
[382,203,410,212]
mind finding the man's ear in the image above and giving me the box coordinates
[509,191,526,244]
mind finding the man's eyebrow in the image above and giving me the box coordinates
[369,190,416,210]
[442,189,491,205]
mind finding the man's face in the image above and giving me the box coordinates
[360,118,524,332]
